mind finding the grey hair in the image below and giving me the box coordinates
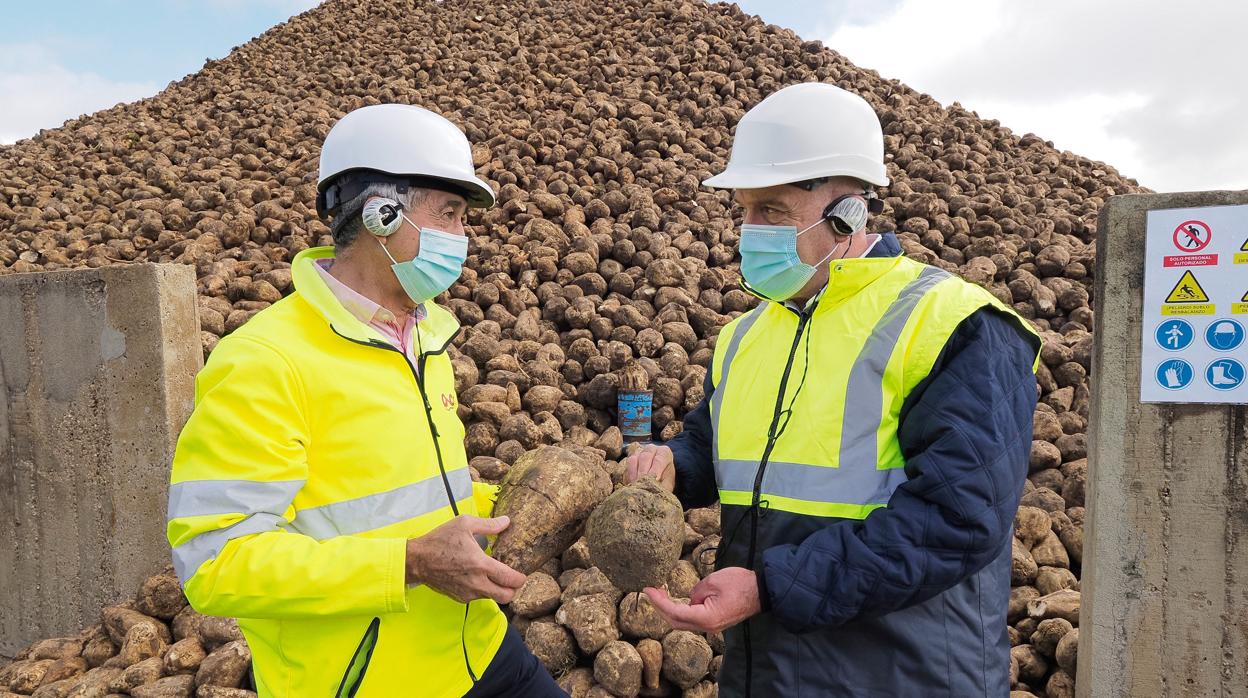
[331,182,429,251]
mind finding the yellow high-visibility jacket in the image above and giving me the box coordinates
[168,247,506,698]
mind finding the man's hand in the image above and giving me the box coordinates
[406,515,526,604]
[643,567,761,634]
[624,444,676,493]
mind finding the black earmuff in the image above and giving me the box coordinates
[361,196,405,237]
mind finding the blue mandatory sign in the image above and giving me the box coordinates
[1204,319,1245,351]
[1156,358,1194,390]
[1205,358,1245,391]
[1155,319,1194,351]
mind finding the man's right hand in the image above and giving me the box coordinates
[624,444,676,493]
[406,515,526,605]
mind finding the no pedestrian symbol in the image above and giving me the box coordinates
[1173,220,1212,252]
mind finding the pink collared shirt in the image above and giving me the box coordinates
[313,259,426,368]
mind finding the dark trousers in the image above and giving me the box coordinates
[463,627,567,697]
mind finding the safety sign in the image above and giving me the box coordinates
[1155,319,1194,351]
[1155,359,1194,390]
[1173,220,1212,252]
[1204,319,1244,351]
[1205,359,1244,391]
[1164,270,1210,303]
[1142,204,1248,404]
[1160,269,1215,315]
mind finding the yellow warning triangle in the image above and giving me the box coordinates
[1165,270,1211,303]
[1243,288,1248,303]
[1241,237,1248,251]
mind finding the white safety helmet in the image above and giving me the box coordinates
[703,82,889,190]
[316,104,495,216]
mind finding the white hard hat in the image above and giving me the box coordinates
[703,82,889,190]
[1214,321,1236,334]
[316,104,495,214]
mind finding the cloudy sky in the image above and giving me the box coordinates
[2,0,1243,193]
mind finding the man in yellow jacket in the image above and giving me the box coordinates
[168,104,565,697]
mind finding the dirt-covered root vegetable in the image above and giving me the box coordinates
[636,638,663,692]
[525,621,578,676]
[585,477,684,592]
[1055,628,1079,675]
[1027,589,1080,624]
[556,592,621,655]
[493,446,613,574]
[511,572,563,618]
[593,640,642,698]
[194,640,251,690]
[660,630,713,689]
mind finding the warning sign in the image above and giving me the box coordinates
[1161,271,1216,315]
[1173,220,1212,252]
[1165,271,1210,303]
[1163,270,1213,317]
[1143,204,1248,404]
[1235,289,1248,316]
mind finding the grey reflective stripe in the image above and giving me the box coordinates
[840,266,951,471]
[710,304,767,464]
[716,458,908,507]
[288,468,473,541]
[171,512,287,582]
[711,265,951,512]
[167,479,304,521]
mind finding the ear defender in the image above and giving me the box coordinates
[823,192,884,236]
[361,196,405,237]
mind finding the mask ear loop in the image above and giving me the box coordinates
[375,212,422,265]
[796,216,851,268]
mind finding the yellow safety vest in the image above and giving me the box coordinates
[712,255,1038,546]
[168,247,505,698]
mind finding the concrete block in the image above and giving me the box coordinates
[0,263,200,657]
[1081,190,1248,697]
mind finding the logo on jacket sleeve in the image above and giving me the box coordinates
[441,393,457,410]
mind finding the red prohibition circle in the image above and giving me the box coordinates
[1173,220,1212,252]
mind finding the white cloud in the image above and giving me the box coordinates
[825,0,1248,193]
[0,43,158,145]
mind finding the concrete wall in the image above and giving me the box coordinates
[1081,190,1248,697]
[0,263,200,657]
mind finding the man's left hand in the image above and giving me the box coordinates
[644,567,762,634]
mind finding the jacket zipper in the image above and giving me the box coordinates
[328,326,478,683]
[745,307,811,570]
[742,305,811,698]
[329,327,462,516]
[334,617,380,698]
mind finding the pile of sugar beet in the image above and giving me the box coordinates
[0,0,1147,694]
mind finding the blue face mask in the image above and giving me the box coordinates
[739,218,847,301]
[377,224,469,305]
